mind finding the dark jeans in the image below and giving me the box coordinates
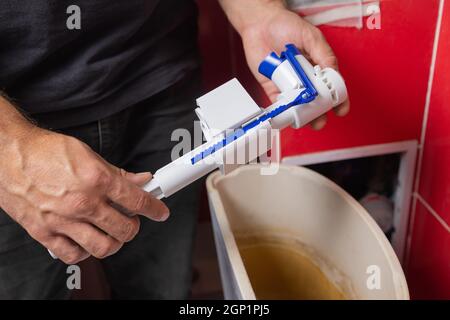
[0,72,202,299]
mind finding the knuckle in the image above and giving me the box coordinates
[70,193,93,212]
[63,252,84,265]
[107,182,122,202]
[121,218,140,242]
[47,237,86,264]
[92,240,117,259]
[95,211,110,227]
[86,169,111,189]
[132,192,148,212]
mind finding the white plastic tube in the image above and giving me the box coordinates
[144,120,273,199]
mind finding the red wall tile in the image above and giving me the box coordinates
[406,201,450,299]
[408,0,450,299]
[200,1,439,157]
[418,0,450,226]
[279,0,440,156]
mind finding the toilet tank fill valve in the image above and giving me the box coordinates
[144,44,348,199]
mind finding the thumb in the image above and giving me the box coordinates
[124,171,153,187]
[109,164,153,187]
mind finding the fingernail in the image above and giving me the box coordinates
[312,119,326,130]
[137,172,152,177]
[158,208,170,222]
[336,107,349,117]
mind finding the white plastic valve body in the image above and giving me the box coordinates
[270,66,347,130]
[144,46,347,199]
[267,53,347,130]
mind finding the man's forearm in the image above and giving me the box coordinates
[218,0,286,35]
[0,95,36,146]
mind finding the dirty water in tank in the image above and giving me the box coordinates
[235,233,354,300]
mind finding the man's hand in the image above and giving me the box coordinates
[219,0,350,130]
[0,99,169,264]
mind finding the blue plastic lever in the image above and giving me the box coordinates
[190,44,318,165]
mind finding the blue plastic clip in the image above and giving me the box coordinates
[260,44,317,99]
[281,44,318,98]
[258,52,284,79]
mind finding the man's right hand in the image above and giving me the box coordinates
[0,118,169,265]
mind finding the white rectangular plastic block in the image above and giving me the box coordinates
[196,78,262,133]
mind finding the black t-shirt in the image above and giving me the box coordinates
[0,0,200,128]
